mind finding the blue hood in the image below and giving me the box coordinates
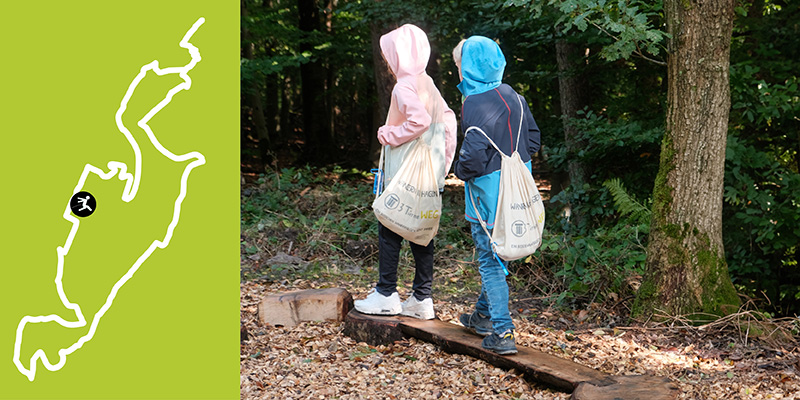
[457,36,506,97]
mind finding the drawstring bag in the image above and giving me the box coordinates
[467,94,545,269]
[372,139,442,246]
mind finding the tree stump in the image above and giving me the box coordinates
[342,310,405,346]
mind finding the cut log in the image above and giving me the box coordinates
[342,310,405,346]
[259,288,353,328]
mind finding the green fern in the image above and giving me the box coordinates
[603,178,651,224]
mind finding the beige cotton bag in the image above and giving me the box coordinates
[467,94,545,262]
[372,139,442,246]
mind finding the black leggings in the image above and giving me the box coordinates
[376,223,434,300]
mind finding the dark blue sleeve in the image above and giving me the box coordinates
[454,127,489,181]
[454,99,490,181]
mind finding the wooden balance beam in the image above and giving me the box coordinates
[343,310,679,399]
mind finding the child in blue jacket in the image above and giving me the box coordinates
[453,36,541,355]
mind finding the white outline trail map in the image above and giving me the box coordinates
[12,17,206,382]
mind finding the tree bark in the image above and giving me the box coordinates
[263,0,279,145]
[298,0,332,163]
[241,0,271,153]
[556,39,589,187]
[324,0,336,145]
[555,39,590,224]
[280,75,292,145]
[635,0,740,317]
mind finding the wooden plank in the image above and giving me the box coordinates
[399,317,613,392]
[571,374,679,400]
[342,310,679,399]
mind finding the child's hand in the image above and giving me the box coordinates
[377,125,391,146]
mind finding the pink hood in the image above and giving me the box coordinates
[377,24,457,190]
[380,24,430,78]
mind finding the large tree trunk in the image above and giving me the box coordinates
[555,39,590,223]
[556,39,589,187]
[263,0,279,147]
[298,0,332,163]
[635,0,740,317]
[324,0,336,146]
[241,0,271,154]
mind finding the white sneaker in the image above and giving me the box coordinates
[400,295,435,320]
[354,289,402,315]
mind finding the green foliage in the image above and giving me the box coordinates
[731,64,799,127]
[241,3,307,86]
[722,2,800,316]
[506,0,668,63]
[722,135,800,315]
[241,166,378,248]
[603,178,651,225]
[549,183,617,234]
[241,0,375,166]
[528,220,648,307]
[548,109,663,201]
[343,0,559,129]
[534,174,652,308]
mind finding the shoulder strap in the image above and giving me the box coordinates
[514,94,524,153]
[465,126,506,157]
[375,145,385,200]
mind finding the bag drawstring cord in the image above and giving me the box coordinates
[491,243,510,276]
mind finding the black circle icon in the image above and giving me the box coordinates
[70,191,97,218]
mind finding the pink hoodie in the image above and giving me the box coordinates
[378,24,457,186]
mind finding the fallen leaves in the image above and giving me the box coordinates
[241,280,800,399]
[241,282,568,399]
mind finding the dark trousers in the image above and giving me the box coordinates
[376,223,434,300]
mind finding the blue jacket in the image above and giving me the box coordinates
[453,37,541,227]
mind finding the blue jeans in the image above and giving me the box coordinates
[471,222,515,334]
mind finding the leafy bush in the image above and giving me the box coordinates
[528,109,660,309]
[518,218,648,308]
[518,178,650,308]
[723,135,800,315]
[548,182,617,235]
[241,166,378,259]
[548,110,662,197]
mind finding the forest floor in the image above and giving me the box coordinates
[240,170,800,399]
[241,279,799,399]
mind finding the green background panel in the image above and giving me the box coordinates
[0,2,238,399]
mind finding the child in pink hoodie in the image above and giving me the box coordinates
[354,24,457,319]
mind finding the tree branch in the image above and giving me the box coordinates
[587,19,667,66]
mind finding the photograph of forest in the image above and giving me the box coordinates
[239,1,799,398]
